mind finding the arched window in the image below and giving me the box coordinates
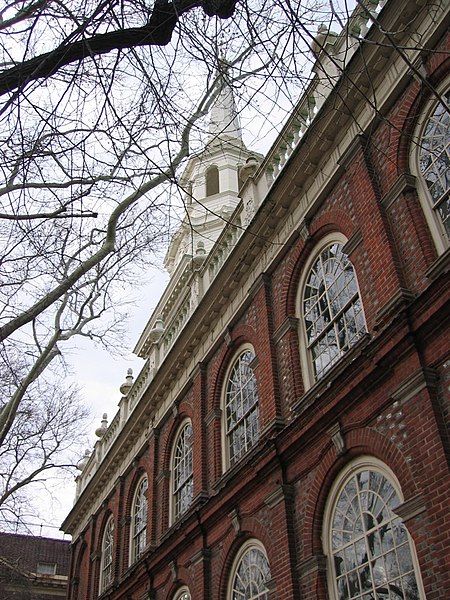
[99,515,114,593]
[173,587,191,600]
[206,165,220,196]
[172,420,193,522]
[300,238,366,385]
[223,346,259,469]
[324,457,425,600]
[414,87,449,250]
[130,476,148,564]
[228,540,271,599]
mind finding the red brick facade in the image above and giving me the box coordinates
[64,3,450,599]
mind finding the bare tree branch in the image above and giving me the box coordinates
[0,0,238,97]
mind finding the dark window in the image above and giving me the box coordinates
[206,166,220,196]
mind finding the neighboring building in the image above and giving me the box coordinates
[0,532,70,599]
[62,0,450,599]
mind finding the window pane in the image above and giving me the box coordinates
[132,477,148,562]
[173,422,193,520]
[329,469,423,599]
[419,90,450,239]
[231,546,271,600]
[303,243,366,380]
[101,517,114,591]
[225,350,260,466]
[36,562,56,575]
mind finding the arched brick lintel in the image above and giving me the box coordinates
[163,565,195,600]
[209,323,262,413]
[285,213,355,318]
[160,408,195,475]
[217,515,277,600]
[124,467,148,516]
[396,55,449,175]
[305,426,418,558]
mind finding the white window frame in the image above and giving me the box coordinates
[323,456,426,600]
[226,538,271,600]
[170,419,194,525]
[173,586,191,600]
[129,475,148,565]
[411,78,449,255]
[221,344,260,472]
[99,515,114,594]
[297,233,367,390]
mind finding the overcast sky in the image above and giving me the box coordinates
[31,266,169,540]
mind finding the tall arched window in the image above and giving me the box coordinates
[414,86,449,250]
[99,515,114,593]
[300,238,366,385]
[223,346,259,469]
[228,540,271,599]
[206,165,220,196]
[172,420,193,522]
[173,587,191,600]
[130,476,148,564]
[324,457,425,600]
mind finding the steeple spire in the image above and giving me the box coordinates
[208,62,242,141]
[163,59,261,277]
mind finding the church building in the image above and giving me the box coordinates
[62,0,450,598]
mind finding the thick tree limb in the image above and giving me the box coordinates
[0,0,237,97]
[0,0,49,32]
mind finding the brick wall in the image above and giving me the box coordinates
[69,25,450,600]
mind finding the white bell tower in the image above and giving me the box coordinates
[164,75,259,276]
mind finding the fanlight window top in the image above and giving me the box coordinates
[303,242,366,380]
[131,476,148,563]
[174,589,191,600]
[225,348,260,467]
[229,543,271,600]
[100,516,114,592]
[327,464,423,600]
[172,421,194,520]
[418,89,449,240]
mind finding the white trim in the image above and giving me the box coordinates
[410,77,450,255]
[173,585,191,600]
[226,538,271,600]
[129,474,148,566]
[169,418,193,525]
[323,456,426,600]
[296,233,367,390]
[221,344,259,473]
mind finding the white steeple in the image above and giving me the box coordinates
[164,74,261,277]
[135,76,262,358]
[208,75,242,141]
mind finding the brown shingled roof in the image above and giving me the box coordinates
[0,532,70,576]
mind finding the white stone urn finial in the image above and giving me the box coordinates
[149,316,165,343]
[120,369,134,396]
[95,413,108,438]
[239,155,260,183]
[193,241,207,267]
[76,449,91,471]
